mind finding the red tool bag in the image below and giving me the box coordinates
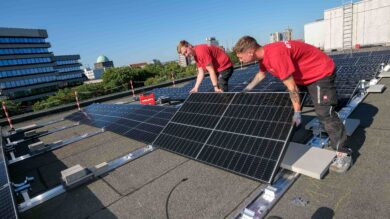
[139,93,156,105]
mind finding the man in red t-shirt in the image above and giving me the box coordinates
[177,40,234,92]
[233,36,351,173]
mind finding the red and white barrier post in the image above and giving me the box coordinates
[74,91,81,111]
[130,80,135,98]
[2,101,14,129]
[171,72,176,87]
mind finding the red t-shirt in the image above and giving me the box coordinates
[259,40,335,85]
[193,44,233,73]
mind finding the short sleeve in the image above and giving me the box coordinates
[268,50,295,80]
[198,46,213,67]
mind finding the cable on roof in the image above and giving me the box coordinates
[165,178,188,219]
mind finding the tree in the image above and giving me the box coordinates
[30,62,197,112]
[102,66,157,88]
[227,51,240,65]
[0,99,22,118]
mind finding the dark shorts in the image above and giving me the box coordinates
[217,66,234,92]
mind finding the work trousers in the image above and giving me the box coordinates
[298,73,350,154]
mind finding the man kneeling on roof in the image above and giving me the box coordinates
[177,40,234,93]
[233,36,352,173]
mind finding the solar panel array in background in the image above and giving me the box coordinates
[324,49,390,107]
[66,104,177,144]
[153,48,389,107]
[0,139,18,219]
[152,65,259,100]
[153,92,296,183]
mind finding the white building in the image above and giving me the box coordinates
[270,32,283,43]
[304,0,390,51]
[304,19,325,49]
[178,54,195,67]
[283,28,293,41]
[83,67,104,80]
[206,37,219,46]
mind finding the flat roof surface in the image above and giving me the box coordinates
[4,78,390,219]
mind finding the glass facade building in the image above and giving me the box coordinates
[0,27,85,103]
[54,55,85,88]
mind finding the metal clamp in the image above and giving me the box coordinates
[13,177,34,202]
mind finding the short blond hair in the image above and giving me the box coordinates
[177,40,191,54]
[233,36,261,53]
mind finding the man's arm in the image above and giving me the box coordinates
[245,71,266,91]
[282,76,301,112]
[205,64,222,92]
[190,67,205,93]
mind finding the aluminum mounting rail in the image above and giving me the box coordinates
[5,122,80,147]
[17,145,155,213]
[5,117,65,137]
[8,128,105,165]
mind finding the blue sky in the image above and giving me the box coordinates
[0,0,342,67]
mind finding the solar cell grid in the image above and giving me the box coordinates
[0,188,17,219]
[356,55,387,65]
[347,51,371,57]
[66,104,177,144]
[153,92,298,183]
[0,144,18,219]
[152,65,259,100]
[371,50,390,56]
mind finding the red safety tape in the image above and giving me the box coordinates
[2,101,14,129]
[74,91,81,111]
[130,80,135,98]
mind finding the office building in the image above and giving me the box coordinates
[84,67,104,80]
[283,28,293,41]
[270,32,283,43]
[0,27,85,103]
[206,37,219,46]
[270,28,293,43]
[54,55,86,88]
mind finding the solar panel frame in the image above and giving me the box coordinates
[152,92,302,183]
[0,136,18,219]
[66,104,178,144]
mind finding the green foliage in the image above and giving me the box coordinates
[144,62,197,86]
[0,99,22,118]
[31,62,197,112]
[227,51,240,65]
[102,66,156,88]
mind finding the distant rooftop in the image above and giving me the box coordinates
[96,55,110,63]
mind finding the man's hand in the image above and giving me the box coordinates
[293,111,301,126]
[190,87,198,93]
[242,87,251,93]
[214,87,223,93]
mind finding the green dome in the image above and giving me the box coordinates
[96,55,110,63]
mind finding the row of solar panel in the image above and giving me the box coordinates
[151,48,388,108]
[329,49,390,59]
[66,93,296,183]
[153,92,297,183]
[332,55,390,66]
[152,65,260,100]
[0,138,18,219]
[66,104,178,144]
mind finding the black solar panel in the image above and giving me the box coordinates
[66,104,177,144]
[0,140,18,219]
[153,92,297,183]
[371,50,390,56]
[152,65,259,100]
